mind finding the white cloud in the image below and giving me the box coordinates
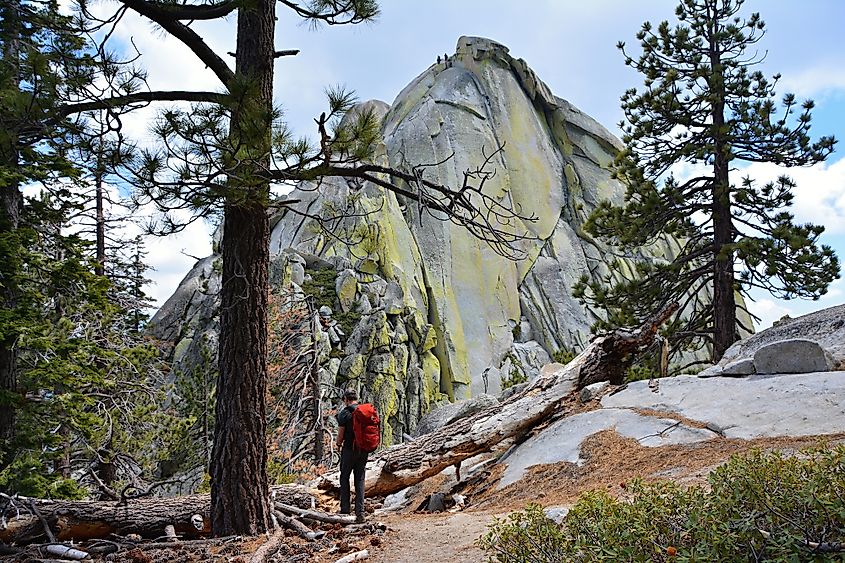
[741,157,845,235]
[779,64,845,100]
[748,277,845,331]
[748,297,793,331]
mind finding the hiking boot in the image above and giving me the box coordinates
[355,512,365,524]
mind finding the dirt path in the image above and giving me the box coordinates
[370,511,500,563]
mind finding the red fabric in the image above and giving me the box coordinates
[352,403,380,453]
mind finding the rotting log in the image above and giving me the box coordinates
[317,303,678,498]
[0,484,313,544]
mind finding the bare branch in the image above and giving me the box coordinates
[57,91,226,119]
[118,0,235,85]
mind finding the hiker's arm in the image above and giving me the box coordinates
[336,426,345,449]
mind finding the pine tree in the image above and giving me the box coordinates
[65,0,537,534]
[576,0,839,364]
[0,193,172,499]
[0,0,98,452]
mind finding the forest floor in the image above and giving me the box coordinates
[7,432,844,562]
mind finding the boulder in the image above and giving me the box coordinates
[335,269,358,313]
[752,339,834,374]
[699,357,756,378]
[579,381,609,403]
[544,507,570,525]
[721,304,845,368]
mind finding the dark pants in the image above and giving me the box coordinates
[339,447,368,515]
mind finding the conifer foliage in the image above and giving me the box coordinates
[575,0,839,363]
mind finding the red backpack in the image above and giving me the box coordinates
[352,403,380,453]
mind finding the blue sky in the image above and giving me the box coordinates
[104,0,845,329]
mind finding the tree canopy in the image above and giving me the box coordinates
[576,0,839,365]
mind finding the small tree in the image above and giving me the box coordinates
[576,0,839,363]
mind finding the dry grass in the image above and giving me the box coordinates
[473,430,845,511]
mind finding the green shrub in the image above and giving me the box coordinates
[479,445,845,562]
[552,348,576,365]
[625,363,660,382]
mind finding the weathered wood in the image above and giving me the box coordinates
[577,302,679,388]
[317,304,678,498]
[272,511,324,541]
[248,527,286,563]
[0,485,313,544]
[334,549,369,563]
[273,502,354,526]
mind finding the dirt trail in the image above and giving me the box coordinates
[370,511,500,563]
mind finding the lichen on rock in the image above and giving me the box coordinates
[150,36,744,444]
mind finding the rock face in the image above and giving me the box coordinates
[499,371,845,486]
[414,394,500,437]
[499,408,719,487]
[150,36,744,442]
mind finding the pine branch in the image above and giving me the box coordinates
[141,0,239,20]
[57,91,227,118]
[118,0,235,85]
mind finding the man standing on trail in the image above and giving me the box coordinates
[336,389,368,522]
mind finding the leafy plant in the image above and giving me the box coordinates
[479,445,845,562]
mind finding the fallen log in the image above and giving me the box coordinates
[0,484,313,544]
[274,502,355,526]
[317,303,678,498]
[272,511,325,540]
[576,302,678,389]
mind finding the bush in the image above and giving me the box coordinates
[552,348,576,365]
[479,445,845,562]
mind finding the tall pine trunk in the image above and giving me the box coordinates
[0,0,22,447]
[709,13,737,362]
[209,0,275,536]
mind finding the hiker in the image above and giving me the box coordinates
[336,390,380,522]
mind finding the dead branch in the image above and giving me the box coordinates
[273,502,354,526]
[272,511,325,541]
[248,527,287,563]
[333,549,369,563]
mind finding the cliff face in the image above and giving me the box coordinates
[150,37,744,443]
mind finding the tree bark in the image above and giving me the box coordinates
[708,6,737,362]
[0,494,212,543]
[0,485,312,544]
[0,0,22,448]
[210,0,276,537]
[317,304,677,498]
[94,170,106,277]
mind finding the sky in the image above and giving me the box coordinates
[100,0,845,330]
